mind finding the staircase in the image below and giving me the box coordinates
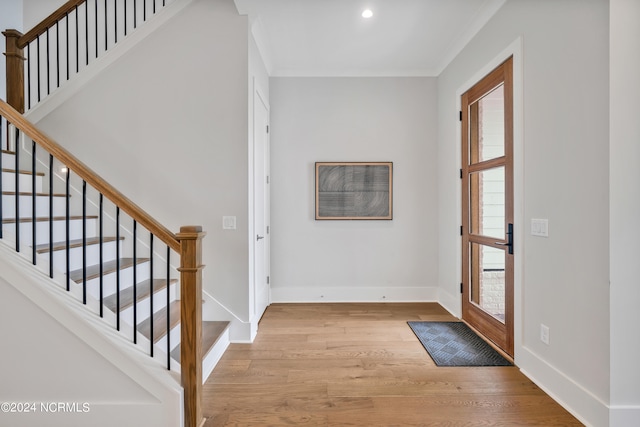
[2,2,234,424]
[0,101,228,426]
[1,133,230,371]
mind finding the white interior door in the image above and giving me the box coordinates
[253,87,270,319]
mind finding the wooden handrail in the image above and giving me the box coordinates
[17,0,86,48]
[0,98,180,252]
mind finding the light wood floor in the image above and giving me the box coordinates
[203,303,583,426]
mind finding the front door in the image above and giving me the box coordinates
[461,57,514,356]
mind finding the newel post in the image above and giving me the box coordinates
[3,29,25,113]
[176,225,206,427]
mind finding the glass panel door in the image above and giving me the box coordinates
[461,57,514,356]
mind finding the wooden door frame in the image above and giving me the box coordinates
[454,39,523,360]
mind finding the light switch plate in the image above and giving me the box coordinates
[531,218,549,237]
[222,216,236,230]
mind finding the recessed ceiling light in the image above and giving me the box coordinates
[362,9,373,19]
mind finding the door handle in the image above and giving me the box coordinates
[494,223,513,255]
[256,235,265,241]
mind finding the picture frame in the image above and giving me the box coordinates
[315,162,393,220]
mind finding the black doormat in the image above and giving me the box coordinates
[407,321,512,367]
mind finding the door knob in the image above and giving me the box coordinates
[257,235,265,241]
[494,223,514,255]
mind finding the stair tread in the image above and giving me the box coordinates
[2,215,98,224]
[138,300,181,344]
[1,167,45,176]
[68,257,149,282]
[103,278,178,312]
[35,236,123,253]
[171,321,230,363]
[2,191,68,197]
[1,149,15,155]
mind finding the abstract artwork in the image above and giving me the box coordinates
[315,162,393,220]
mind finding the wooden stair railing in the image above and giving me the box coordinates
[0,98,204,427]
[4,0,172,112]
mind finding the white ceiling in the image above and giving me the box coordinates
[234,0,506,77]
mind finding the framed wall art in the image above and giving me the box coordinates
[315,162,393,220]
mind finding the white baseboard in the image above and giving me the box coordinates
[610,405,640,426]
[518,346,609,427]
[270,286,438,303]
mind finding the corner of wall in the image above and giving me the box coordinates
[437,288,461,318]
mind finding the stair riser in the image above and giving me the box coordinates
[1,194,67,219]
[118,286,179,329]
[49,240,120,272]
[81,263,152,299]
[155,325,181,353]
[1,171,44,193]
[2,218,97,246]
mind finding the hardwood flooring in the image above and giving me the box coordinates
[203,303,583,426]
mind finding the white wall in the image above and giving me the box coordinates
[31,0,253,323]
[270,77,439,302]
[610,0,640,424]
[437,1,609,425]
[23,0,66,29]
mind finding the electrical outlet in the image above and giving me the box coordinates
[540,324,550,345]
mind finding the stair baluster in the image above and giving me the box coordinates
[116,205,120,330]
[48,154,54,278]
[166,245,171,369]
[150,232,154,357]
[99,192,104,315]
[65,166,70,291]
[82,179,87,304]
[133,219,137,343]
[14,129,19,252]
[31,140,36,264]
